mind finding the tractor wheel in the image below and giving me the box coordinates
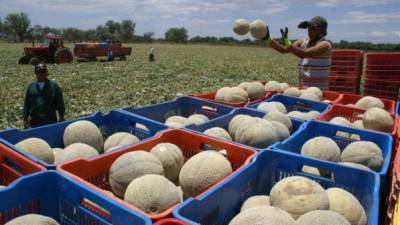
[29,57,41,66]
[54,48,73,64]
[119,55,127,61]
[18,56,29,64]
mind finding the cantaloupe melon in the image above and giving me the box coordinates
[5,214,60,225]
[233,19,250,35]
[270,121,290,141]
[246,82,265,100]
[301,137,341,162]
[283,87,301,97]
[355,96,384,110]
[225,87,249,103]
[124,174,180,214]
[304,87,323,100]
[165,115,188,128]
[150,143,184,182]
[339,162,372,171]
[179,151,232,197]
[257,102,287,114]
[263,111,292,131]
[228,206,295,225]
[301,166,321,176]
[341,141,383,171]
[269,176,329,219]
[265,81,282,91]
[299,92,320,101]
[329,117,351,138]
[296,210,351,225]
[63,120,103,152]
[185,114,209,126]
[109,151,164,197]
[54,143,98,164]
[241,196,270,212]
[104,132,139,152]
[228,114,253,139]
[249,20,268,40]
[204,127,232,141]
[16,138,54,164]
[234,118,278,148]
[363,107,394,133]
[216,87,231,101]
[238,82,251,90]
[280,83,290,90]
[326,188,367,225]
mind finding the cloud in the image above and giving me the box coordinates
[331,11,400,24]
[349,30,400,37]
[316,0,398,7]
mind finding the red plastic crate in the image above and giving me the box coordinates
[366,70,400,81]
[336,93,396,114]
[57,129,257,220]
[153,219,189,225]
[329,75,360,94]
[190,91,272,107]
[367,52,400,65]
[0,142,45,186]
[317,104,398,136]
[323,91,343,104]
[364,79,400,100]
[331,49,364,74]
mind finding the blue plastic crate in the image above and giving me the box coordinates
[0,110,167,169]
[120,96,234,128]
[247,94,330,120]
[273,120,393,179]
[396,100,400,116]
[0,171,151,225]
[185,107,304,151]
[173,150,380,225]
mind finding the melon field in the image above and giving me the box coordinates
[0,43,299,130]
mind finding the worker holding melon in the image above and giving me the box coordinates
[234,16,332,90]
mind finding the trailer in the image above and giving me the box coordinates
[74,41,132,61]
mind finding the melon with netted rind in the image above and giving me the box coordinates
[246,82,265,100]
[300,92,320,101]
[241,196,270,212]
[124,174,180,214]
[339,162,372,171]
[304,87,323,100]
[296,210,351,225]
[225,87,249,103]
[269,176,329,219]
[63,120,103,152]
[15,138,54,164]
[54,143,98,164]
[263,111,292,131]
[238,82,251,90]
[228,114,253,139]
[355,96,384,110]
[104,132,139,152]
[216,87,231,101]
[326,188,367,225]
[341,141,383,171]
[307,111,321,119]
[185,114,209,126]
[257,102,287,114]
[265,81,282,91]
[229,206,295,225]
[233,19,250,35]
[283,87,301,97]
[150,143,184,182]
[179,151,232,197]
[280,83,290,90]
[5,214,60,225]
[165,115,187,128]
[235,117,279,148]
[329,117,351,138]
[301,166,321,176]
[270,121,290,141]
[249,20,268,40]
[109,151,164,198]
[204,127,232,141]
[362,107,394,133]
[350,120,364,140]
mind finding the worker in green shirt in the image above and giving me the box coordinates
[22,63,65,128]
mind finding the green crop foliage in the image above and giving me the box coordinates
[0,43,299,129]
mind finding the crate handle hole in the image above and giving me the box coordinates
[201,106,218,113]
[298,165,334,181]
[81,198,112,221]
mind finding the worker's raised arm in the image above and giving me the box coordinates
[288,41,330,58]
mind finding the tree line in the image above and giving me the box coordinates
[0,12,399,51]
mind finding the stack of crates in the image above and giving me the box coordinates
[364,52,400,100]
[329,49,364,94]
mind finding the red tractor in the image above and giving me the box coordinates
[18,35,73,65]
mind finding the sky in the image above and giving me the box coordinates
[0,0,399,43]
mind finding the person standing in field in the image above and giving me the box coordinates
[149,46,155,62]
[107,47,114,61]
[22,63,65,128]
[264,16,332,90]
